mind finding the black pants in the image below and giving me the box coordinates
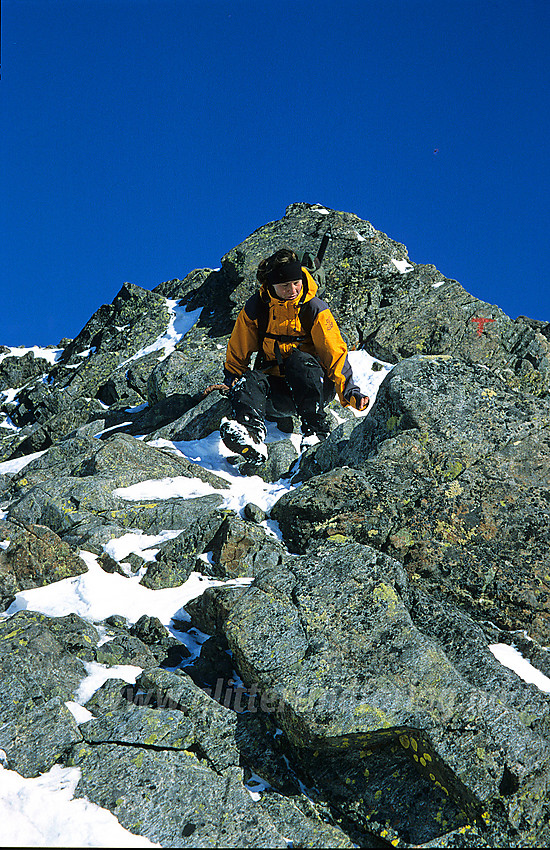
[230,349,335,435]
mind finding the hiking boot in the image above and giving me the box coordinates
[300,414,331,450]
[300,432,321,451]
[220,417,267,468]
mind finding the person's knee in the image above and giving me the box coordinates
[229,370,269,427]
[285,349,323,381]
[231,370,268,399]
[286,348,316,367]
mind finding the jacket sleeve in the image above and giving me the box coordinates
[310,308,362,407]
[224,305,260,381]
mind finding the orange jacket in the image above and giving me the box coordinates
[225,268,362,408]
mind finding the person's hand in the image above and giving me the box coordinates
[220,374,241,394]
[351,393,369,411]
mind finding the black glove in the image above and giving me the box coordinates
[224,369,240,388]
[347,388,370,411]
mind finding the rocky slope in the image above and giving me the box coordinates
[1,202,550,848]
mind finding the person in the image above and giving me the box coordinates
[220,247,369,469]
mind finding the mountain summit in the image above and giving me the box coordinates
[1,204,550,847]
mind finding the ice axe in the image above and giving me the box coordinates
[302,227,331,270]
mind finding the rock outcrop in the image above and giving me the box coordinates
[1,203,550,848]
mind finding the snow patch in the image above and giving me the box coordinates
[0,450,47,475]
[121,301,203,366]
[391,258,414,274]
[125,402,149,413]
[347,351,393,414]
[75,660,143,705]
[113,476,222,502]
[0,387,22,406]
[0,346,64,365]
[244,771,273,802]
[489,643,550,693]
[65,701,94,724]
[0,763,158,847]
[4,551,230,626]
[103,530,184,563]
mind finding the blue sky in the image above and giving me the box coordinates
[1,0,549,347]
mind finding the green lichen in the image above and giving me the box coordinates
[441,460,464,481]
[387,414,404,433]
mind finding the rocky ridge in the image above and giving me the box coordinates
[1,202,550,847]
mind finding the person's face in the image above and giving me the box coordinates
[272,279,303,300]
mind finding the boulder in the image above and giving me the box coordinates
[147,348,222,407]
[0,524,88,609]
[69,744,286,848]
[1,697,82,778]
[71,431,230,490]
[84,678,136,716]
[126,350,165,398]
[271,465,408,553]
[129,613,191,666]
[0,611,98,713]
[184,584,249,637]
[208,513,286,578]
[96,370,144,407]
[93,633,157,668]
[108,393,196,437]
[147,390,231,442]
[9,476,225,540]
[0,350,52,391]
[80,704,200,751]
[222,539,550,846]
[259,438,299,483]
[6,432,229,548]
[135,667,240,771]
[139,508,226,589]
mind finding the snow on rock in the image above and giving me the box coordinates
[5,551,231,628]
[0,346,64,365]
[0,763,158,847]
[490,643,550,693]
[122,302,203,366]
[0,450,48,475]
[391,258,414,273]
[74,660,144,705]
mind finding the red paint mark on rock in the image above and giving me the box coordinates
[471,317,495,337]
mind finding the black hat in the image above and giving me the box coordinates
[266,260,303,286]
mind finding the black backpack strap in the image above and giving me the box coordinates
[252,294,271,371]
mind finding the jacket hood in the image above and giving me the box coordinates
[259,267,318,306]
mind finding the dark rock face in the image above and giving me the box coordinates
[208,514,287,578]
[1,203,550,847]
[0,350,53,391]
[280,354,550,644]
